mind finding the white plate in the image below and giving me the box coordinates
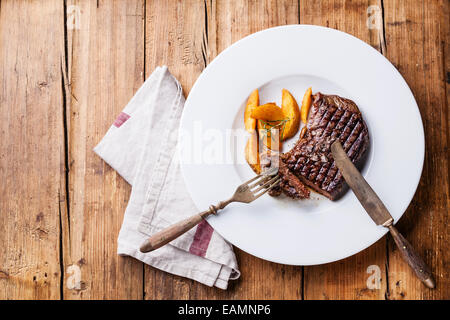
[179,25,424,265]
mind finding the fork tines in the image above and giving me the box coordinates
[246,173,280,199]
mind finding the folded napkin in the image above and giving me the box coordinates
[94,66,239,289]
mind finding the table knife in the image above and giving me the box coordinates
[331,140,435,289]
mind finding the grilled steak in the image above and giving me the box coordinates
[260,150,310,199]
[281,92,370,200]
[269,161,310,199]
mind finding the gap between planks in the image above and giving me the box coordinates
[60,0,71,300]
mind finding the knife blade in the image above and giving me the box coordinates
[331,140,435,289]
[330,140,393,226]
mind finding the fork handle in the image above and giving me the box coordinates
[139,201,230,253]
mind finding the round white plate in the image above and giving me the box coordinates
[179,25,424,265]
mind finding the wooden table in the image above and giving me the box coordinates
[0,0,448,300]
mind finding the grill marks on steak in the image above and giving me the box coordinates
[281,93,370,200]
[269,161,310,199]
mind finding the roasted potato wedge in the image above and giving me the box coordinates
[280,89,300,140]
[251,103,285,122]
[244,89,260,132]
[252,103,285,150]
[245,130,260,174]
[300,87,312,124]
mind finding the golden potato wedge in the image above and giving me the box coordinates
[252,103,289,147]
[251,103,285,122]
[244,89,259,132]
[280,89,300,140]
[300,87,312,124]
[245,131,260,174]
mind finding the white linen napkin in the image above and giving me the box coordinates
[94,66,239,289]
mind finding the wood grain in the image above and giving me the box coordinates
[300,0,388,300]
[383,0,449,300]
[63,0,145,299]
[0,0,65,299]
[145,0,207,94]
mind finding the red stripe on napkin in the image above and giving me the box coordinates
[113,112,130,128]
[189,220,214,257]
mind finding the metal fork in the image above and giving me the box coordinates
[140,171,280,253]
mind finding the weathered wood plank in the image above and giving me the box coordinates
[0,0,65,299]
[383,0,449,300]
[205,0,299,63]
[145,0,207,94]
[143,0,302,300]
[300,0,388,300]
[63,0,145,299]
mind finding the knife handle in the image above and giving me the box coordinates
[388,225,435,289]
